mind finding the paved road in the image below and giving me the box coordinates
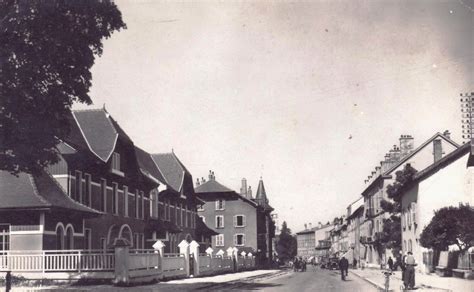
[18,269,377,292]
[208,268,378,292]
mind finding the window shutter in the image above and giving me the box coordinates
[233,216,237,227]
[233,234,237,245]
[215,216,218,228]
[243,215,246,227]
[215,200,218,210]
[243,235,246,245]
[402,210,405,228]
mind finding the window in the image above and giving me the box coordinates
[215,199,225,210]
[0,225,10,251]
[100,237,107,251]
[408,239,412,252]
[234,234,245,246]
[411,202,417,225]
[65,226,74,249]
[101,179,107,212]
[150,190,157,219]
[185,206,188,228]
[216,215,224,228]
[135,190,139,219]
[215,234,224,246]
[84,173,91,206]
[111,152,123,176]
[84,229,92,250]
[234,215,246,227]
[124,186,129,217]
[407,207,411,227]
[140,191,145,219]
[402,210,406,229]
[134,233,140,249]
[75,170,82,202]
[112,183,118,215]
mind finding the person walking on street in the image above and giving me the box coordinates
[387,256,394,271]
[353,258,357,269]
[339,256,349,280]
[404,252,417,289]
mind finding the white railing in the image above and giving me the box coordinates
[0,250,114,273]
[162,253,186,278]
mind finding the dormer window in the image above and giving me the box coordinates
[110,152,124,176]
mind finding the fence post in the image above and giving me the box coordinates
[113,238,131,286]
[206,247,214,258]
[178,240,190,277]
[232,247,239,272]
[190,240,200,276]
[153,240,165,274]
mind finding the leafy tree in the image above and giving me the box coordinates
[420,204,474,253]
[276,221,297,263]
[377,164,417,255]
[0,0,126,175]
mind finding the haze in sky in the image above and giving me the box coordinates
[75,0,473,232]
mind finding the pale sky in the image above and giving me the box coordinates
[75,0,473,233]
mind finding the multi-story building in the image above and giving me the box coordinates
[195,173,274,266]
[0,108,214,252]
[360,132,459,267]
[400,143,473,272]
[296,222,333,262]
[345,198,364,267]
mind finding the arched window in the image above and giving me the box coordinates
[408,239,412,253]
[65,226,74,249]
[55,224,64,250]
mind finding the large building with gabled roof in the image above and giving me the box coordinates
[195,172,274,267]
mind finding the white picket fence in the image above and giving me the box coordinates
[0,250,114,273]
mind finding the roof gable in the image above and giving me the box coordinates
[151,152,188,192]
[195,179,234,194]
[134,146,167,185]
[72,109,119,162]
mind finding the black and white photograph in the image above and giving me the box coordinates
[0,0,473,291]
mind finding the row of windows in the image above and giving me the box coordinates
[214,234,246,246]
[161,199,197,229]
[210,215,246,229]
[402,202,417,229]
[70,170,146,220]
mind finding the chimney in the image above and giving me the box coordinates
[208,170,212,180]
[433,139,443,163]
[196,178,200,187]
[392,145,401,161]
[399,135,414,157]
[247,186,252,199]
[443,130,451,139]
[304,223,307,230]
[201,177,206,184]
[240,178,247,196]
[318,222,322,229]
[309,223,312,229]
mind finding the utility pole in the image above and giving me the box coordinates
[460,92,474,165]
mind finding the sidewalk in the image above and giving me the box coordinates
[350,268,474,292]
[7,269,287,291]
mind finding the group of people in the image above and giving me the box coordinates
[292,256,307,272]
[385,251,417,290]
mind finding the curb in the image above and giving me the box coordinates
[349,270,394,291]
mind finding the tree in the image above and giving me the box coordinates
[420,204,474,253]
[0,0,126,175]
[377,164,417,256]
[276,221,297,263]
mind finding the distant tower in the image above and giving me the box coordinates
[255,177,269,209]
[460,92,474,166]
[240,178,248,197]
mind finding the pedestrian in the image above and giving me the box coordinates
[387,256,394,271]
[338,256,349,280]
[401,253,407,284]
[353,258,357,269]
[404,252,416,289]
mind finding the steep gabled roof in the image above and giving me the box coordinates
[383,132,460,176]
[134,146,167,185]
[195,179,234,194]
[413,142,470,183]
[150,152,189,192]
[71,109,119,162]
[0,170,101,215]
[362,132,460,196]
